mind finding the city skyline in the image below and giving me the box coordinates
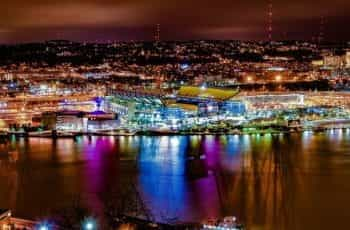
[1,1,350,229]
[0,0,350,43]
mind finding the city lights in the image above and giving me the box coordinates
[275,75,282,81]
[0,8,349,229]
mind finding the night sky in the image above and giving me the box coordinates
[1,0,350,43]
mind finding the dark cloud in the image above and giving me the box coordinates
[0,0,349,43]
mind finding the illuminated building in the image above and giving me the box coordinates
[0,73,14,81]
[221,100,247,116]
[346,51,350,68]
[243,94,304,111]
[0,209,37,230]
[56,110,85,131]
[41,110,118,132]
[41,112,58,130]
[174,86,245,116]
[312,59,324,67]
[85,110,118,131]
[323,55,345,69]
[106,86,246,129]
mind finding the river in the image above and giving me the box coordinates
[1,131,350,229]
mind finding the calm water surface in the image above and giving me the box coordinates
[1,131,350,230]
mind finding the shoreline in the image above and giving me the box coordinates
[0,127,346,139]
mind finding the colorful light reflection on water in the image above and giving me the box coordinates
[1,132,350,229]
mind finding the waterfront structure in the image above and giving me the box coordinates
[41,110,118,132]
[55,110,85,131]
[106,86,246,130]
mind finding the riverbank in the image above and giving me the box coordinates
[0,126,344,139]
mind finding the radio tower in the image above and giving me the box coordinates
[154,24,161,42]
[267,0,273,41]
[318,16,325,44]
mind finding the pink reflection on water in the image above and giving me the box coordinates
[201,135,223,169]
[79,136,119,217]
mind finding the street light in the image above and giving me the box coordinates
[275,75,282,81]
[85,222,94,230]
[82,218,96,230]
[37,223,49,230]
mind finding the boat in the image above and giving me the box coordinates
[202,216,244,230]
[28,130,77,138]
[27,130,52,137]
